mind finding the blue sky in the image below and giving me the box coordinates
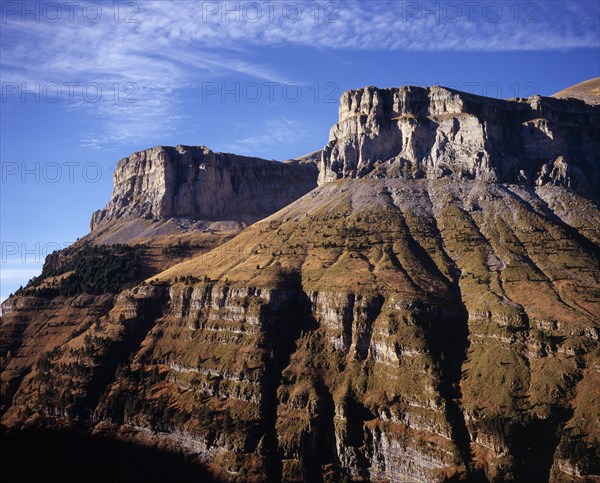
[1,0,599,303]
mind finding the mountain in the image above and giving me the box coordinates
[319,85,599,197]
[552,78,600,105]
[89,145,318,244]
[1,82,599,483]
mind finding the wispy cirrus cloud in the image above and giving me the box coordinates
[221,117,318,155]
[0,263,43,305]
[133,0,598,52]
[1,1,597,148]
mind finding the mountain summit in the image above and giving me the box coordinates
[552,77,600,105]
[2,80,599,482]
[319,85,599,197]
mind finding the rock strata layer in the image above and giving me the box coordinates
[318,86,600,198]
[2,83,599,483]
[91,145,318,230]
[3,179,599,482]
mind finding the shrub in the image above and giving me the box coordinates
[21,243,146,297]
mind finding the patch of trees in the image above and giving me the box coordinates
[21,243,146,297]
[102,386,188,432]
[176,275,203,284]
[162,240,206,257]
[162,240,192,257]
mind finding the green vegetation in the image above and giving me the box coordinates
[20,243,146,297]
[162,240,192,257]
[162,239,207,257]
[176,275,202,284]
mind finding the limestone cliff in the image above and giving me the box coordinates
[90,145,318,230]
[1,83,599,483]
[4,178,599,481]
[318,86,600,198]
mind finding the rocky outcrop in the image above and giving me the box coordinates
[91,145,318,230]
[152,178,599,482]
[2,83,599,482]
[4,177,599,481]
[318,86,600,198]
[284,149,323,165]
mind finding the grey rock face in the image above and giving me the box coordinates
[318,86,600,197]
[91,145,318,230]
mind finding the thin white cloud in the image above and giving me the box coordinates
[1,1,597,148]
[0,267,42,280]
[221,117,315,155]
[0,265,43,307]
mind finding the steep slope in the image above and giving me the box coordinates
[90,145,318,233]
[1,85,599,482]
[151,179,600,481]
[4,178,598,481]
[318,86,599,199]
[1,145,319,448]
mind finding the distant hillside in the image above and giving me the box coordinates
[552,77,600,105]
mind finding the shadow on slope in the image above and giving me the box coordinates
[1,429,220,483]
